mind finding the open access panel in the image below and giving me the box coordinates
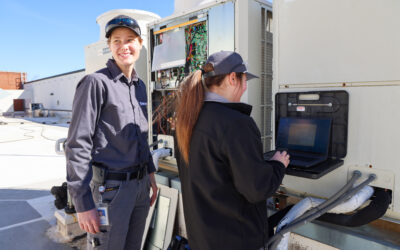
[274,90,349,179]
[146,0,274,170]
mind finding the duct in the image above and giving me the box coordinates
[325,186,374,214]
[317,188,391,227]
[151,148,172,171]
[267,170,361,249]
[268,174,376,250]
[289,170,361,224]
[275,186,374,250]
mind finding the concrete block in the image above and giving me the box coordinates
[54,210,85,240]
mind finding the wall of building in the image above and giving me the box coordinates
[24,69,85,117]
[0,71,26,90]
[0,89,32,113]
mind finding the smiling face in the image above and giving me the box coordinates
[108,27,143,70]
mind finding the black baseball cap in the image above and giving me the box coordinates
[203,51,259,80]
[105,15,141,38]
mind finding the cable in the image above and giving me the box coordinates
[268,173,376,250]
[0,124,63,143]
[0,126,35,143]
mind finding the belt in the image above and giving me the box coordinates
[105,165,148,181]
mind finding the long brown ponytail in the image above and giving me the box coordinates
[176,63,242,164]
[176,69,204,165]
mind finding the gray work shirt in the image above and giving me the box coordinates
[204,91,229,103]
[66,59,155,212]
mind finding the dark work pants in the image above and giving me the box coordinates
[87,174,151,250]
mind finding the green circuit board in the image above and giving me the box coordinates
[184,21,208,73]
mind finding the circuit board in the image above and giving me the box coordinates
[184,21,208,73]
[154,21,208,90]
[152,20,208,136]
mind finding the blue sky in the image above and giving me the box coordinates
[0,0,174,81]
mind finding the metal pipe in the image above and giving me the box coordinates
[34,108,72,112]
[288,103,332,107]
[149,139,163,148]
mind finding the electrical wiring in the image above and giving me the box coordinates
[151,21,208,137]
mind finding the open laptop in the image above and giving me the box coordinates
[274,117,332,168]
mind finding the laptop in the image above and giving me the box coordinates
[274,117,332,168]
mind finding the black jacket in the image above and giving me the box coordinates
[177,101,286,250]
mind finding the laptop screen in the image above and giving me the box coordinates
[276,117,332,154]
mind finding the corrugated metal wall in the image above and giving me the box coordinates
[260,8,273,152]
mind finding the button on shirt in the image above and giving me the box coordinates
[66,59,155,212]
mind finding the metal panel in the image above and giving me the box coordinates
[260,8,273,152]
[148,196,170,249]
[151,29,186,71]
[292,220,400,250]
[145,185,178,250]
[274,0,400,85]
[235,0,272,133]
[208,1,235,54]
[274,0,400,222]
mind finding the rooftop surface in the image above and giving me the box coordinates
[0,116,73,249]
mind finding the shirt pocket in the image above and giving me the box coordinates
[102,104,125,133]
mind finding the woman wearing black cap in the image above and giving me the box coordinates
[66,15,157,249]
[175,51,290,250]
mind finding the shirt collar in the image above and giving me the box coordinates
[106,59,139,84]
[205,101,253,116]
[224,102,253,116]
[204,91,229,103]
[204,92,252,115]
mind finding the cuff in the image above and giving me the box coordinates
[70,188,95,213]
[268,160,286,171]
[147,159,156,174]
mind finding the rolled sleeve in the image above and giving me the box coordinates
[66,75,104,212]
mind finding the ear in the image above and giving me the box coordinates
[228,72,237,86]
[137,36,143,49]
